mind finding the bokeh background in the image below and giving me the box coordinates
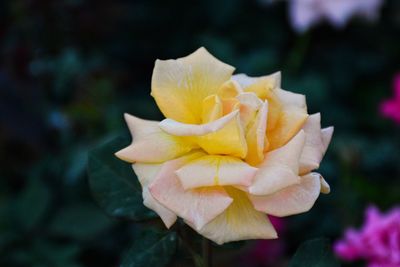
[1,0,399,266]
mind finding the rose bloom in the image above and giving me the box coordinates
[289,0,383,33]
[334,206,400,267]
[116,48,333,244]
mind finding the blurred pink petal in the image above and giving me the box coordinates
[379,73,400,124]
[334,205,400,266]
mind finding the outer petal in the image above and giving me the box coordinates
[266,90,308,151]
[249,130,306,196]
[192,187,277,245]
[115,113,195,163]
[176,155,257,189]
[151,47,235,124]
[133,163,177,228]
[159,110,239,136]
[149,152,233,230]
[249,172,322,217]
[197,111,248,158]
[321,126,334,155]
[299,113,325,174]
[245,101,269,165]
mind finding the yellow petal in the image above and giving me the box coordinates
[232,72,281,98]
[151,47,235,123]
[149,152,233,230]
[202,95,223,123]
[176,155,257,189]
[245,101,269,165]
[159,110,239,136]
[249,130,305,196]
[249,172,321,217]
[266,88,308,150]
[115,113,195,163]
[191,187,277,245]
[197,111,247,158]
[218,80,242,99]
[133,163,177,228]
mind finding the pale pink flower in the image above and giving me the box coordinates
[380,74,400,124]
[334,206,400,267]
[289,0,384,33]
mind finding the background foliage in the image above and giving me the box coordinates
[1,0,399,266]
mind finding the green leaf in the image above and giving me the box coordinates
[88,136,155,220]
[288,238,340,267]
[121,231,177,267]
[49,203,113,240]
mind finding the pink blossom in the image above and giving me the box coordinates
[289,0,383,33]
[334,205,400,267]
[380,74,400,124]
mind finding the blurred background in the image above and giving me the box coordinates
[1,0,399,266]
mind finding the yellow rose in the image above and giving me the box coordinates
[116,48,333,244]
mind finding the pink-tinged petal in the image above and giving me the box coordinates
[218,80,243,99]
[274,88,307,111]
[245,101,269,165]
[133,163,177,228]
[191,187,277,245]
[176,155,258,189]
[299,113,324,174]
[149,153,233,230]
[320,176,331,194]
[249,130,306,196]
[250,172,321,217]
[321,126,334,155]
[115,113,195,163]
[236,92,263,129]
[151,47,235,124]
[159,110,239,136]
[232,72,281,91]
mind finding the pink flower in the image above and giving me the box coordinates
[289,0,383,33]
[334,205,400,267]
[380,74,400,124]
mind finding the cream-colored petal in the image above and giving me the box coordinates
[115,113,195,163]
[249,130,306,196]
[250,172,322,217]
[133,163,177,228]
[218,80,243,99]
[299,113,324,174]
[191,187,277,245]
[274,88,307,110]
[176,155,258,189]
[151,47,235,123]
[196,111,247,158]
[149,153,233,230]
[159,110,239,137]
[320,176,330,194]
[321,126,334,155]
[245,101,269,165]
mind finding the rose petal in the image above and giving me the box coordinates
[159,110,239,136]
[151,47,235,124]
[115,113,195,163]
[245,101,269,165]
[299,113,325,174]
[250,172,321,217]
[149,152,233,230]
[176,155,258,189]
[191,187,277,245]
[249,130,306,196]
[133,163,177,228]
[321,126,334,155]
[218,80,243,99]
[202,95,223,123]
[236,92,263,129]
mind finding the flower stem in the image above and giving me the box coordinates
[202,237,212,267]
